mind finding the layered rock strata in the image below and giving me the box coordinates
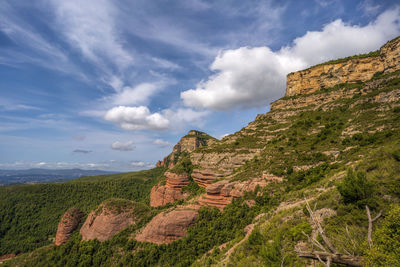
[150,172,189,207]
[191,169,226,187]
[80,199,145,242]
[135,209,198,244]
[198,177,279,210]
[55,207,84,246]
[286,37,400,97]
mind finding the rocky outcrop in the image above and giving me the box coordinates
[55,207,84,246]
[198,176,280,210]
[150,172,189,207]
[173,130,216,154]
[191,169,226,187]
[135,209,198,244]
[155,130,217,168]
[80,199,148,242]
[286,36,400,97]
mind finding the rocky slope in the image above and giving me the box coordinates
[55,207,84,245]
[80,199,149,242]
[4,36,400,267]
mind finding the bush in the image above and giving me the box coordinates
[337,169,374,206]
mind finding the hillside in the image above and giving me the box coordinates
[2,37,400,266]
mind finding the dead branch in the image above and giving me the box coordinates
[305,199,338,254]
[366,205,382,248]
[298,251,362,267]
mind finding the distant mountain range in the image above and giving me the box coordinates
[0,168,119,186]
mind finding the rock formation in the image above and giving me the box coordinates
[135,209,198,244]
[150,171,190,207]
[286,36,400,97]
[55,207,84,246]
[198,176,280,210]
[155,130,217,168]
[80,199,149,242]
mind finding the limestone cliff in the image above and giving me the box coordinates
[285,36,400,97]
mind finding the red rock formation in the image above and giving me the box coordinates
[80,199,148,242]
[135,209,198,244]
[55,207,84,246]
[156,160,162,167]
[198,178,275,210]
[191,169,225,187]
[150,172,189,207]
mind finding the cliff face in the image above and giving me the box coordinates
[286,37,400,97]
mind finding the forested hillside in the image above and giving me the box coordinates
[2,37,400,267]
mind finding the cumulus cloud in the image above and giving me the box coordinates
[104,106,170,131]
[73,149,92,154]
[153,139,172,147]
[111,140,135,151]
[181,8,400,110]
[104,105,208,131]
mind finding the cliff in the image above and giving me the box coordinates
[285,36,400,97]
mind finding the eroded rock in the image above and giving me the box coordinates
[80,199,149,242]
[135,209,198,244]
[55,207,84,246]
[150,172,189,207]
[198,177,276,210]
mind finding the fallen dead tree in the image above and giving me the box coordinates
[298,200,381,267]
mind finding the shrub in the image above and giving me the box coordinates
[337,169,374,206]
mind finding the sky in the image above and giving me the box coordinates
[1,0,400,171]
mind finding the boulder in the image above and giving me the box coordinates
[80,199,149,242]
[55,207,84,246]
[135,209,198,244]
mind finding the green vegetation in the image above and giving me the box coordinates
[337,169,375,207]
[0,167,165,255]
[2,59,400,266]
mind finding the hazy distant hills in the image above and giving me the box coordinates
[0,168,119,186]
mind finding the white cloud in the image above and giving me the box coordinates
[111,140,135,151]
[130,161,152,168]
[48,0,133,70]
[104,106,170,131]
[181,8,400,110]
[109,83,162,106]
[104,105,208,131]
[153,139,172,147]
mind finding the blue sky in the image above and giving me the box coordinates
[1,0,399,171]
